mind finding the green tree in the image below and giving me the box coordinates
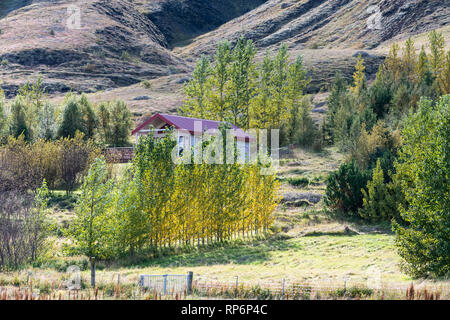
[393,95,450,278]
[69,157,114,287]
[37,101,57,140]
[10,96,31,141]
[109,100,132,146]
[324,159,370,215]
[428,30,445,78]
[324,72,348,143]
[180,55,212,119]
[79,94,98,140]
[359,159,401,222]
[209,41,232,121]
[97,102,112,145]
[228,37,256,129]
[58,95,84,138]
[251,50,273,128]
[0,96,7,139]
[270,44,289,128]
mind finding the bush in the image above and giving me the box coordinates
[324,159,370,216]
[287,176,309,187]
[57,132,100,194]
[0,134,99,193]
[0,183,51,271]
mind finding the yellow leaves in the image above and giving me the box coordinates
[350,54,366,97]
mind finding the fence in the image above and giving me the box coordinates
[190,277,450,300]
[103,147,135,163]
[140,272,193,295]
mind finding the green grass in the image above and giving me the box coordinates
[105,232,408,285]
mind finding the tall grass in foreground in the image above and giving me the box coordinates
[0,283,444,300]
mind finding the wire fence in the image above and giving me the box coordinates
[190,277,450,300]
[140,273,193,295]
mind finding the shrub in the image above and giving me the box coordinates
[324,159,370,216]
[0,183,51,271]
[57,132,100,194]
[331,287,374,299]
[121,51,131,62]
[141,80,152,89]
[287,176,309,187]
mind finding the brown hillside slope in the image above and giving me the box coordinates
[136,0,268,47]
[0,0,189,98]
[173,0,448,93]
[177,0,449,55]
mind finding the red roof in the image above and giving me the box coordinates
[132,113,254,141]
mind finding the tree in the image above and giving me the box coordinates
[79,94,98,140]
[180,55,212,119]
[290,97,320,148]
[369,71,393,118]
[69,157,114,287]
[415,45,430,82]
[393,95,450,278]
[359,159,401,222]
[97,102,112,145]
[350,54,367,97]
[17,77,45,139]
[438,51,450,95]
[0,96,7,139]
[228,37,256,129]
[270,43,289,129]
[37,101,57,140]
[250,50,273,128]
[10,96,31,141]
[428,30,445,78]
[402,38,417,81]
[209,41,232,121]
[58,95,84,138]
[324,72,348,143]
[324,159,370,215]
[109,100,132,146]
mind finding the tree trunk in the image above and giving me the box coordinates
[90,258,96,288]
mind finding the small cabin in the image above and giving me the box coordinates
[132,113,253,161]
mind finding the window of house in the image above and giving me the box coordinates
[178,135,185,156]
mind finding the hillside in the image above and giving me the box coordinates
[0,0,188,98]
[136,0,268,47]
[177,0,449,55]
[0,0,448,112]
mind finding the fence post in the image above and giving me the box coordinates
[282,278,285,299]
[187,272,193,295]
[163,275,167,295]
[139,275,144,287]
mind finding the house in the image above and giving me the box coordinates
[132,113,254,162]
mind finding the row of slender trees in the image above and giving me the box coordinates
[70,132,281,284]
